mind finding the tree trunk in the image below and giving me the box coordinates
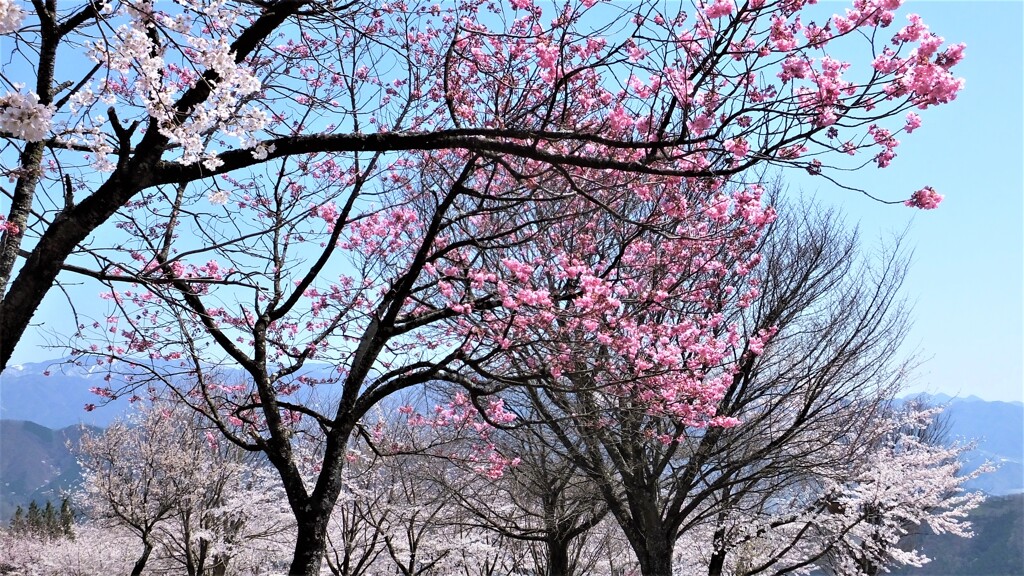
[209,553,229,576]
[633,530,673,576]
[288,506,332,575]
[547,538,571,576]
[707,526,728,576]
[131,539,154,576]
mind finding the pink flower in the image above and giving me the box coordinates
[723,138,749,159]
[704,0,734,19]
[770,15,797,51]
[688,114,714,135]
[905,186,943,210]
[0,220,19,235]
[904,112,922,133]
[779,55,812,82]
[708,415,741,428]
[894,14,928,43]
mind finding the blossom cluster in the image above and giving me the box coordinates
[0,89,52,141]
[0,213,19,235]
[398,393,521,479]
[0,0,24,34]
[81,1,266,167]
[905,186,943,210]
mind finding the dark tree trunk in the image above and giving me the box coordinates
[281,432,350,576]
[634,531,674,576]
[547,538,571,576]
[707,526,728,576]
[209,553,229,576]
[288,511,330,576]
[622,486,675,576]
[131,539,154,576]
[708,552,726,576]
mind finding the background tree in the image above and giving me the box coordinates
[685,404,987,576]
[78,400,293,576]
[312,409,536,576]
[483,198,974,576]
[9,505,25,536]
[682,202,915,575]
[438,415,609,576]
[320,456,390,576]
[58,498,74,540]
[815,404,987,576]
[0,524,138,576]
[6,499,72,541]
[24,502,40,539]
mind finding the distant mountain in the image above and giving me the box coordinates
[0,420,98,522]
[0,359,135,428]
[907,393,1024,496]
[1,358,346,429]
[2,361,1021,507]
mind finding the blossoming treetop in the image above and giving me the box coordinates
[0,0,963,368]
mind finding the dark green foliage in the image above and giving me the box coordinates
[25,501,40,533]
[59,497,74,539]
[9,506,24,534]
[6,498,74,540]
[42,501,57,537]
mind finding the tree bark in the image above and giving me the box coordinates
[635,532,674,576]
[625,484,674,576]
[707,526,728,576]
[130,539,154,576]
[547,538,571,576]
[288,510,331,576]
[280,427,351,575]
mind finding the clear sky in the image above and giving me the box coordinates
[5,1,1023,402]
[786,0,1024,402]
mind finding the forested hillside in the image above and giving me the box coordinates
[0,420,96,521]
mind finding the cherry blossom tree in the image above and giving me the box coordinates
[438,417,609,576]
[685,202,915,576]
[312,414,537,576]
[814,404,988,576]
[77,401,294,576]
[0,525,139,576]
[481,199,922,576]
[320,460,390,576]
[0,0,965,367]
[0,0,968,573]
[676,404,987,576]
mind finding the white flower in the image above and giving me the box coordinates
[250,143,275,160]
[0,0,25,34]
[208,190,230,205]
[0,89,53,141]
[202,154,224,171]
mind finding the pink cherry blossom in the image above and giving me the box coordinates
[704,0,734,19]
[904,112,922,133]
[905,186,943,209]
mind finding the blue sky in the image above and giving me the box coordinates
[5,1,1022,402]
[786,0,1023,402]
